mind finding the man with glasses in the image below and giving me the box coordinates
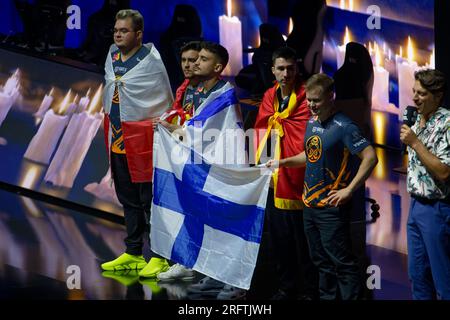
[100,9,173,279]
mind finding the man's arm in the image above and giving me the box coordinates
[326,145,378,207]
[266,151,307,168]
[400,124,450,181]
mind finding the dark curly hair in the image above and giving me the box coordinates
[414,69,447,103]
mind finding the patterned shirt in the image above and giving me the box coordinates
[407,107,450,199]
[303,112,370,208]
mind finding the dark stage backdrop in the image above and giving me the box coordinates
[0,0,267,52]
[322,0,434,148]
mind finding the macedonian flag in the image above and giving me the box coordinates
[254,82,311,210]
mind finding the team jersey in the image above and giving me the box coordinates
[303,112,370,208]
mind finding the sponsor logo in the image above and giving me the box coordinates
[312,126,324,134]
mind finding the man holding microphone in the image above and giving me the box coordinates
[400,69,450,300]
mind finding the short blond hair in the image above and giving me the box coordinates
[116,9,144,32]
[305,73,335,95]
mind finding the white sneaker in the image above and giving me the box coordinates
[159,282,189,299]
[157,263,195,281]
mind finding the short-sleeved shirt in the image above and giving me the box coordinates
[407,107,450,199]
[303,112,370,208]
[110,46,150,154]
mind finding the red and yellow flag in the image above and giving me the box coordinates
[254,83,311,210]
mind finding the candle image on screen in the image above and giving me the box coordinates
[428,48,435,69]
[66,94,79,116]
[0,69,21,127]
[372,44,389,112]
[219,0,243,76]
[24,89,73,165]
[77,88,91,113]
[44,85,104,188]
[84,168,121,206]
[335,26,351,70]
[34,88,54,120]
[397,37,418,121]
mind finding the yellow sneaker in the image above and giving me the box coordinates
[138,257,169,278]
[101,253,147,271]
[139,278,163,295]
[101,270,140,286]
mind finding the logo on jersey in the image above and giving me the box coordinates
[183,102,193,113]
[112,52,121,62]
[306,135,322,163]
[351,130,367,148]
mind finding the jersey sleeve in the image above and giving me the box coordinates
[342,123,370,155]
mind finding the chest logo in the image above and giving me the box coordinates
[112,52,120,62]
[306,135,322,163]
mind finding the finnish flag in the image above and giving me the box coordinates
[150,126,271,290]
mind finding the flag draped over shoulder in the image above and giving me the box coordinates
[160,79,192,125]
[151,126,271,290]
[183,81,246,167]
[158,81,247,176]
[254,83,311,210]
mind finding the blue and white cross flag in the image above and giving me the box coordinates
[150,126,271,290]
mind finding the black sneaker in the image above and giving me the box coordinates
[187,276,225,297]
[271,290,295,300]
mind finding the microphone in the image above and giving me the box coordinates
[403,105,418,127]
[402,106,418,154]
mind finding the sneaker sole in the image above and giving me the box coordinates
[157,275,195,282]
[138,266,170,278]
[101,262,147,271]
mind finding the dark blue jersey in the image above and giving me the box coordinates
[191,79,226,111]
[303,112,370,208]
[182,84,197,116]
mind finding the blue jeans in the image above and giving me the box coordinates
[407,197,450,300]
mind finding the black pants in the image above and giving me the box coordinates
[111,152,159,258]
[266,188,318,298]
[303,205,361,300]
